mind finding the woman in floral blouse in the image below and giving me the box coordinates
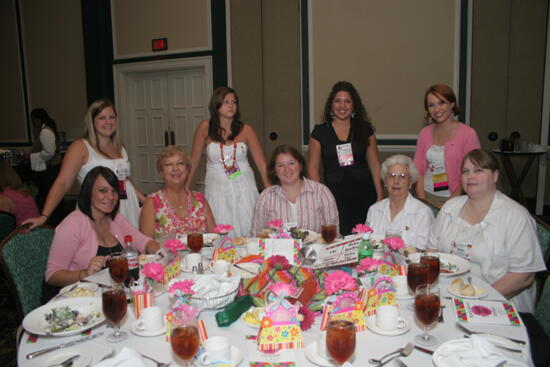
[140,146,215,238]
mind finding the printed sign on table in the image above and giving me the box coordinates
[258,239,301,265]
[311,237,361,269]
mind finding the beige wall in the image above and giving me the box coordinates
[112,0,210,59]
[21,0,88,140]
[310,0,457,135]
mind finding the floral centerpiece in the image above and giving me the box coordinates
[382,237,406,268]
[162,238,185,283]
[213,224,237,263]
[356,257,383,288]
[141,262,165,293]
[167,279,200,320]
[267,219,292,239]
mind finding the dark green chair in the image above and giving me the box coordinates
[0,211,16,242]
[536,274,550,339]
[0,225,54,319]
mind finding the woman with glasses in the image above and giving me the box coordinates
[366,155,434,249]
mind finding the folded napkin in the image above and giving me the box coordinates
[189,273,240,298]
[30,153,46,172]
[433,335,527,367]
[94,347,148,367]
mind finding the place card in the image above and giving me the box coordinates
[258,239,300,265]
[246,335,296,366]
[311,237,361,269]
[453,298,521,326]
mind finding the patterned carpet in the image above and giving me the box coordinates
[0,277,19,366]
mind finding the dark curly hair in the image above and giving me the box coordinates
[208,86,243,143]
[322,81,374,129]
[267,145,307,185]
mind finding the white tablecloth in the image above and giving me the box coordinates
[18,271,533,366]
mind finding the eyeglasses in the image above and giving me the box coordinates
[386,172,409,181]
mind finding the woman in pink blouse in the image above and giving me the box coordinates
[414,84,480,207]
[45,166,159,287]
[251,145,339,236]
[140,146,216,239]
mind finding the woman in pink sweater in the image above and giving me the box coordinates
[413,84,480,206]
[45,166,159,287]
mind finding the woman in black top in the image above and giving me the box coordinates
[308,81,382,235]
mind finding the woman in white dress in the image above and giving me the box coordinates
[188,87,269,237]
[366,155,434,249]
[24,99,145,229]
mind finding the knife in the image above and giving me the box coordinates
[394,357,408,367]
[456,322,526,345]
[414,345,434,355]
[26,332,104,359]
[47,354,80,367]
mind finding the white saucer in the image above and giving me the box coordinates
[198,345,243,366]
[305,342,337,367]
[395,292,414,300]
[45,348,93,367]
[130,320,166,337]
[447,285,488,299]
[366,316,411,336]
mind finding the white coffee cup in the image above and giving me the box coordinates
[392,275,409,297]
[212,260,229,275]
[316,331,329,359]
[184,253,202,269]
[136,306,163,332]
[246,239,259,255]
[376,305,406,331]
[199,335,231,364]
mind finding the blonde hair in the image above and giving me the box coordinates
[156,145,191,173]
[0,160,23,192]
[83,99,122,158]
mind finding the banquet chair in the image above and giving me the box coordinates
[418,198,441,217]
[535,274,550,340]
[0,210,16,243]
[0,225,54,320]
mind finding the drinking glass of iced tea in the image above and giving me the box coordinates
[420,253,440,285]
[326,318,356,365]
[321,224,337,244]
[102,287,128,342]
[187,233,204,253]
[171,315,200,366]
[414,285,440,346]
[407,262,428,294]
[108,252,128,285]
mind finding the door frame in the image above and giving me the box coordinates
[113,56,213,165]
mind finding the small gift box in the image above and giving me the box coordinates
[130,285,154,319]
[163,255,181,285]
[365,276,397,317]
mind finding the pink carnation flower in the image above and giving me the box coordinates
[298,306,318,331]
[167,279,195,296]
[214,224,234,234]
[352,224,374,234]
[324,270,357,295]
[382,237,405,251]
[266,255,290,270]
[266,219,284,230]
[142,262,165,282]
[164,238,186,253]
[273,231,292,239]
[356,258,383,273]
[268,282,298,298]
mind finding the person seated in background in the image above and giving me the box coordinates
[251,144,339,235]
[366,154,434,249]
[140,145,216,239]
[0,150,39,225]
[429,149,545,313]
[45,166,159,289]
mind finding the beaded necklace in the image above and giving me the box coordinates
[219,141,241,179]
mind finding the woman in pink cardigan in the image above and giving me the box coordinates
[45,166,159,288]
[414,84,480,206]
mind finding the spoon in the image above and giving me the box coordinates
[369,342,414,366]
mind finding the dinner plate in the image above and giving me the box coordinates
[365,316,411,336]
[408,253,470,277]
[23,297,104,336]
[130,320,166,337]
[304,342,337,367]
[59,282,99,298]
[230,262,260,279]
[177,233,220,245]
[395,292,414,300]
[303,230,320,244]
[447,285,488,299]
[44,348,93,367]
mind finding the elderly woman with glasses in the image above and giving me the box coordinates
[366,154,434,249]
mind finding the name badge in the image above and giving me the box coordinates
[430,162,449,192]
[336,143,354,167]
[451,240,472,261]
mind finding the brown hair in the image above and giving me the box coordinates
[267,145,307,185]
[208,87,243,143]
[83,99,123,158]
[462,149,500,173]
[0,160,23,192]
[156,145,191,173]
[424,84,461,122]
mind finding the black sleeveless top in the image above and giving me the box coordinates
[96,242,123,258]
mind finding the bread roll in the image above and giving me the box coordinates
[461,284,476,296]
[451,278,464,292]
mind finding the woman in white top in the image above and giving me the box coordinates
[187,87,269,237]
[366,155,434,249]
[429,149,545,313]
[24,99,145,229]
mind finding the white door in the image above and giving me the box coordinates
[126,68,208,194]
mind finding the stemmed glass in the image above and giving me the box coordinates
[321,224,337,244]
[420,253,440,285]
[187,233,204,253]
[414,285,440,346]
[326,318,356,366]
[108,252,128,286]
[171,314,200,366]
[102,287,128,342]
[406,262,428,310]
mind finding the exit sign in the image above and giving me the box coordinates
[152,38,168,52]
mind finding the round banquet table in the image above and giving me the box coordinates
[18,270,534,366]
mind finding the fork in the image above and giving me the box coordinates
[140,353,171,367]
